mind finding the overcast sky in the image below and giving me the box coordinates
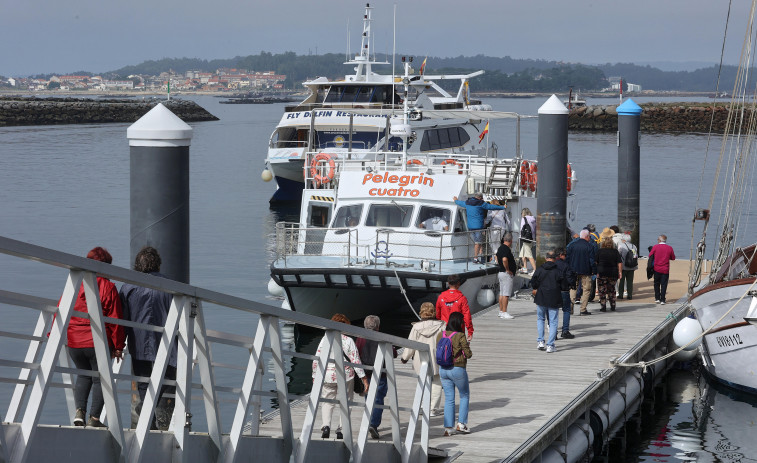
[1,0,747,77]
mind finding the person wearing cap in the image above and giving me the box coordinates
[567,229,596,315]
[453,193,505,264]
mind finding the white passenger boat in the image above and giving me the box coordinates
[684,0,757,395]
[268,67,579,322]
[264,3,497,203]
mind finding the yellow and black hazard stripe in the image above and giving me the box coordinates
[309,195,335,202]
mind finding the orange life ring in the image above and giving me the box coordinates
[520,161,529,190]
[566,164,572,192]
[528,162,538,192]
[407,159,424,166]
[441,159,459,166]
[310,153,336,186]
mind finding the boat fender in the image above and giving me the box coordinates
[261,169,273,182]
[267,277,285,297]
[476,288,495,307]
[672,315,703,351]
[520,161,529,190]
[566,164,572,192]
[310,153,336,186]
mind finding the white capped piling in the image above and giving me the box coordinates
[536,95,569,262]
[126,103,192,283]
[617,99,642,247]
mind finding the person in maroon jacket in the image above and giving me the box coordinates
[648,235,676,304]
[435,274,474,341]
[66,246,125,428]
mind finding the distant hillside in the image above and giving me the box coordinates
[109,53,734,93]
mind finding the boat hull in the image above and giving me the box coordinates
[273,264,501,325]
[689,278,757,393]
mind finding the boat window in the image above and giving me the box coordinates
[308,204,332,228]
[438,128,451,147]
[372,86,386,103]
[274,127,305,148]
[324,86,344,103]
[365,204,413,228]
[426,130,441,150]
[342,86,359,103]
[458,127,471,145]
[449,127,461,146]
[416,207,451,231]
[332,204,363,228]
[454,207,468,232]
[316,130,380,150]
[355,86,374,103]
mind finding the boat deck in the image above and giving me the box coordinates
[259,259,693,461]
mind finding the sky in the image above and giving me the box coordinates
[1,0,748,77]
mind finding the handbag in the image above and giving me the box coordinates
[342,350,365,394]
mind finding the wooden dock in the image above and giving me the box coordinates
[260,259,693,462]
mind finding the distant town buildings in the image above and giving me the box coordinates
[0,68,287,93]
[607,77,642,93]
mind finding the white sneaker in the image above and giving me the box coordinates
[456,422,471,434]
[660,301,666,305]
[430,409,440,417]
[537,341,546,350]
[654,300,660,303]
[501,312,514,319]
[546,345,556,353]
[443,427,455,436]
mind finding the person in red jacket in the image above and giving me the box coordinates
[66,246,125,428]
[435,274,474,341]
[648,235,676,304]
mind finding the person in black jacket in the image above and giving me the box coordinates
[531,250,564,353]
[554,247,576,339]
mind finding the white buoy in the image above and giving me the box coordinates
[267,278,285,297]
[261,169,273,182]
[673,316,703,351]
[476,288,495,307]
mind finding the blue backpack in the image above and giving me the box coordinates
[436,331,458,368]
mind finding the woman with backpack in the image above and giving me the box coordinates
[618,233,639,300]
[595,234,623,312]
[519,208,536,274]
[437,311,473,436]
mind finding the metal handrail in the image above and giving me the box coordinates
[0,236,433,463]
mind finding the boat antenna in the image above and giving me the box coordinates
[347,17,350,61]
[391,3,396,111]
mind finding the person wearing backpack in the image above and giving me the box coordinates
[437,311,473,436]
[618,233,639,300]
[518,208,537,274]
[435,274,474,341]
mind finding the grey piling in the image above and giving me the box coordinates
[617,99,643,248]
[126,103,192,283]
[536,95,569,264]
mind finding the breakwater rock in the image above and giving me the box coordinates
[0,96,219,127]
[568,103,737,133]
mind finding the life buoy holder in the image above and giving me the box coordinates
[310,153,336,186]
[566,164,572,192]
[520,161,529,190]
[407,159,424,166]
[528,162,538,192]
[441,158,463,174]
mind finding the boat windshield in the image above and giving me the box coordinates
[420,127,470,151]
[332,204,364,228]
[365,203,414,228]
[416,206,451,231]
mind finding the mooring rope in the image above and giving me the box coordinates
[392,268,422,320]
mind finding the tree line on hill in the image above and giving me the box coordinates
[24,52,738,93]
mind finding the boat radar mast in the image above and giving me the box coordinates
[346,3,389,81]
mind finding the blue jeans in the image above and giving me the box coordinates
[536,305,559,347]
[370,375,388,428]
[560,291,572,332]
[439,367,469,428]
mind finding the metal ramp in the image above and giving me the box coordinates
[0,236,435,463]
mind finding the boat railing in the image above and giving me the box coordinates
[0,236,433,463]
[274,222,503,273]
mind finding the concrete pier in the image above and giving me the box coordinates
[260,259,694,461]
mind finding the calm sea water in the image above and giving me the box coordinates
[1,94,755,458]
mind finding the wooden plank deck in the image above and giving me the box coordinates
[259,260,693,462]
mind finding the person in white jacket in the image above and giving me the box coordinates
[401,302,445,416]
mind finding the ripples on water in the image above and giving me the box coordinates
[1,95,756,446]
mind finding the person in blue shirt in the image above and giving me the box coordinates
[453,193,505,263]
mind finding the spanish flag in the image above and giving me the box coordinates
[478,121,489,144]
[420,57,427,76]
